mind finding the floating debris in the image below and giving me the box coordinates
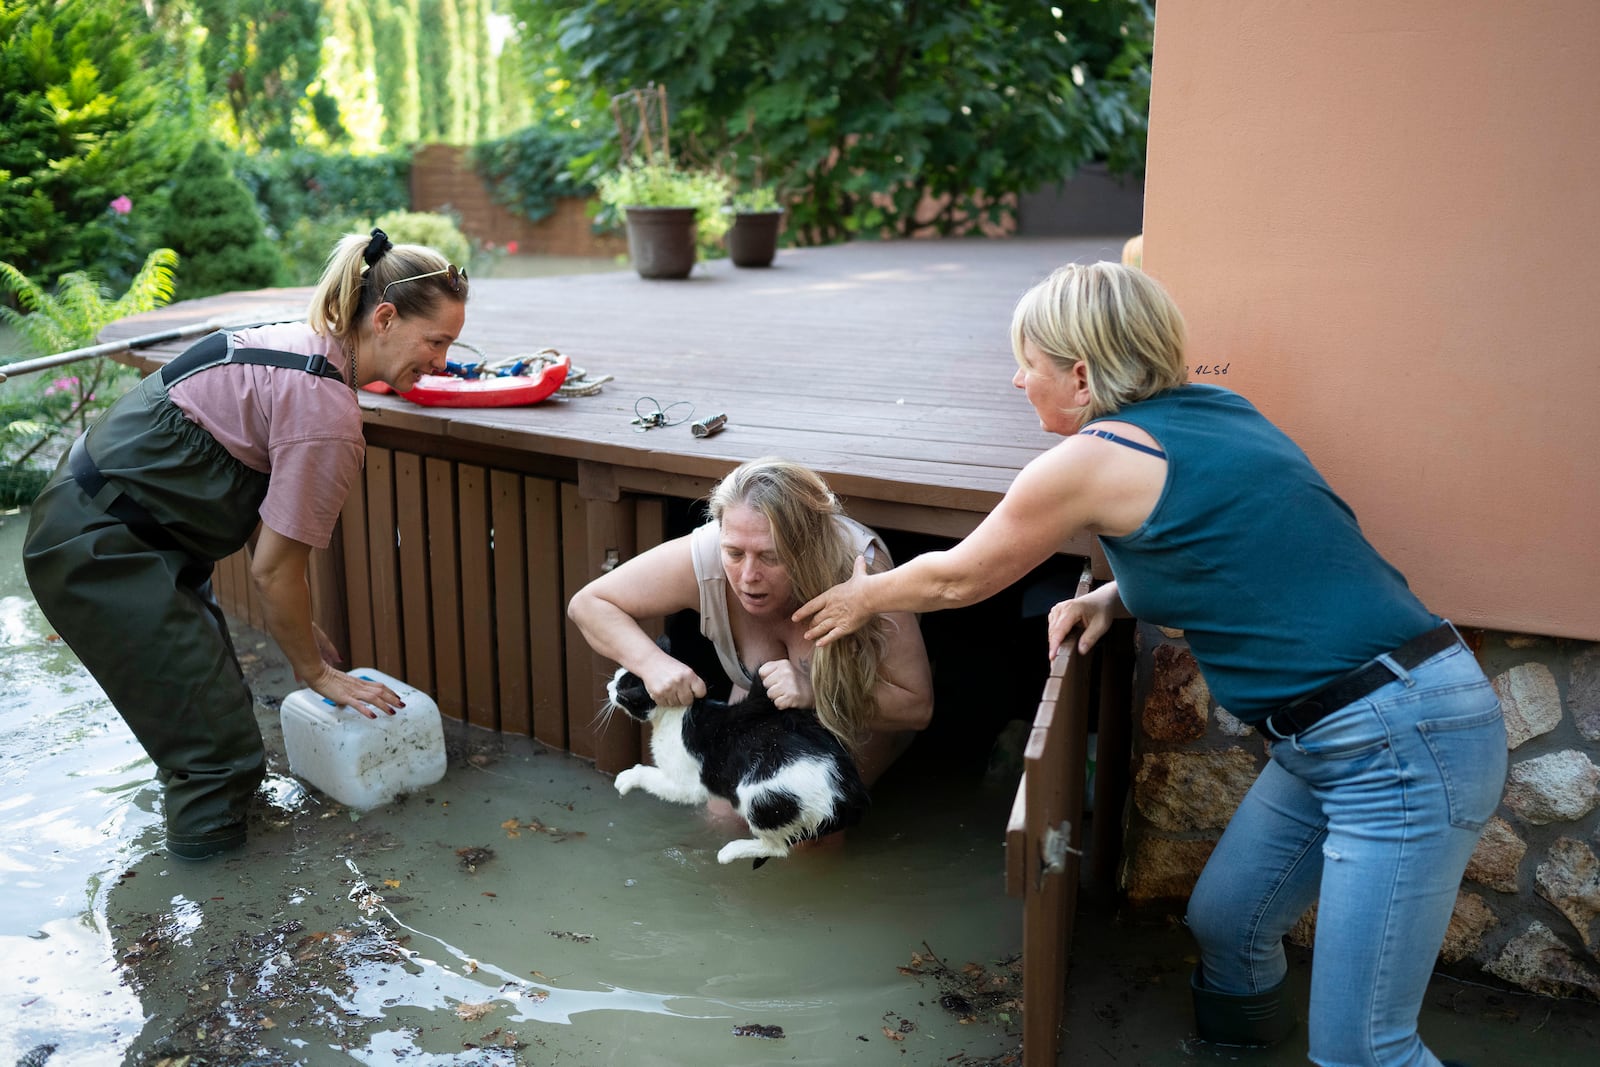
[501,816,586,842]
[17,1043,57,1067]
[548,930,596,943]
[456,845,495,871]
[731,1023,784,1039]
[455,1000,499,1022]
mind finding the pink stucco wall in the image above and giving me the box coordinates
[1142,0,1600,639]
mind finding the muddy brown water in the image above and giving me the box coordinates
[4,502,1597,1067]
[0,510,1025,1066]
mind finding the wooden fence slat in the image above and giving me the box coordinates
[213,549,245,622]
[587,496,640,775]
[426,458,466,722]
[1005,772,1029,898]
[1014,565,1094,1067]
[308,540,349,669]
[634,498,667,639]
[232,545,262,632]
[364,446,404,676]
[394,452,434,695]
[340,472,375,669]
[1089,619,1136,892]
[526,475,566,748]
[492,470,532,736]
[560,483,596,759]
[458,463,498,730]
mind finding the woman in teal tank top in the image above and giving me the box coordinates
[797,261,1504,1067]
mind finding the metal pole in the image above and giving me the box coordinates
[0,320,221,384]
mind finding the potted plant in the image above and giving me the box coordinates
[596,159,731,280]
[726,186,784,268]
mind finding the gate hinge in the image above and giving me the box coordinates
[1041,821,1082,878]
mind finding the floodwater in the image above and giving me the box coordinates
[4,497,1598,1067]
[0,509,1026,1066]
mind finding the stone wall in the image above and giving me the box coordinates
[1121,624,1600,1001]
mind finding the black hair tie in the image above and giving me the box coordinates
[363,228,393,266]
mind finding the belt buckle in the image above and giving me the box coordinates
[1262,697,1324,741]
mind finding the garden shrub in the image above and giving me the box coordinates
[0,0,193,290]
[370,211,473,272]
[278,215,367,286]
[0,248,178,505]
[162,140,284,299]
[232,148,412,239]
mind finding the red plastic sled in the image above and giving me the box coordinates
[364,353,570,408]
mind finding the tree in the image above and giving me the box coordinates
[321,0,387,152]
[0,0,194,287]
[162,140,284,298]
[181,0,342,149]
[511,0,1153,244]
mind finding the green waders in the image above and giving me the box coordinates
[23,331,345,859]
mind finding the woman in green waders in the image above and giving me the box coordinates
[24,229,468,860]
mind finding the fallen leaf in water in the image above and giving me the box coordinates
[384,879,401,889]
[258,1016,275,1029]
[455,1001,497,1021]
[881,1027,904,1042]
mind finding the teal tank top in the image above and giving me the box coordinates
[1090,385,1437,720]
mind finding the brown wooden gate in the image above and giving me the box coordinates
[1006,564,1135,1065]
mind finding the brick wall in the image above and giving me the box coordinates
[410,144,626,257]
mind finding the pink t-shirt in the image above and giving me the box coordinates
[167,322,364,549]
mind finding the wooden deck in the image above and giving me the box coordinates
[102,237,1135,1067]
[103,236,1124,548]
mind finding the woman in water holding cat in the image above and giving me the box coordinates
[567,457,934,788]
[795,262,1503,1066]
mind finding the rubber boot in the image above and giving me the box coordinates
[1190,967,1295,1047]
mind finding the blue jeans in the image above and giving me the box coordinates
[1187,635,1506,1066]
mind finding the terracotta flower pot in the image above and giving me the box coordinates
[727,210,784,268]
[624,206,698,279]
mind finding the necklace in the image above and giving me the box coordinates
[348,343,359,394]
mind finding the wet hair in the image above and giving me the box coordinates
[707,458,889,754]
[1010,261,1187,421]
[307,229,468,345]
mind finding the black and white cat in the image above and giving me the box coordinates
[605,657,870,868]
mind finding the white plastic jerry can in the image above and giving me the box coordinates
[279,668,447,809]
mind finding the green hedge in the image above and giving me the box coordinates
[232,148,412,239]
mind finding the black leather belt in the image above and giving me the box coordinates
[68,434,183,553]
[1255,623,1461,740]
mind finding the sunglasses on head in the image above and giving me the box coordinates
[381,263,467,303]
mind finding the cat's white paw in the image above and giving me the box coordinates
[717,838,788,865]
[615,766,645,795]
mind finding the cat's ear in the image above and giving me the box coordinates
[654,633,672,655]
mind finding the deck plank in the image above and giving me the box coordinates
[101,238,1117,531]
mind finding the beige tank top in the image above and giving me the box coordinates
[688,515,888,687]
